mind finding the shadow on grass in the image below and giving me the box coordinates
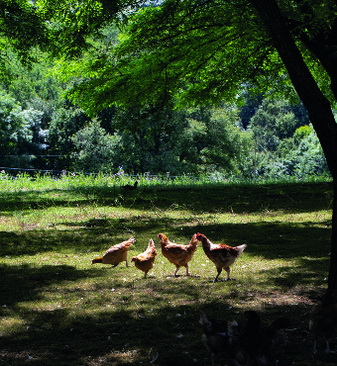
[0,190,87,212]
[0,264,105,310]
[259,257,329,294]
[126,181,333,214]
[0,181,333,214]
[0,217,331,277]
[178,220,331,259]
[1,294,334,366]
[0,229,112,256]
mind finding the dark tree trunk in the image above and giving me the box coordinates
[329,180,337,300]
[251,0,337,302]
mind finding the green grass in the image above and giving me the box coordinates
[0,174,336,365]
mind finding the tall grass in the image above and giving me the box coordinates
[0,169,332,192]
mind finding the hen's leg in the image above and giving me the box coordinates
[324,340,336,354]
[224,266,231,280]
[185,264,191,276]
[211,352,216,365]
[174,265,180,276]
[213,267,222,282]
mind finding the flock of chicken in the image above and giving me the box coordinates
[200,310,292,366]
[91,233,337,364]
[91,232,247,282]
[199,301,337,365]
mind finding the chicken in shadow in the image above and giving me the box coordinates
[200,312,240,365]
[309,293,337,356]
[237,310,291,366]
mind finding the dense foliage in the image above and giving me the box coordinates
[0,49,328,179]
[0,0,332,180]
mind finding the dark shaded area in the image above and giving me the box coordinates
[0,286,335,365]
[0,215,331,260]
[0,264,104,309]
[141,181,333,214]
[0,181,333,214]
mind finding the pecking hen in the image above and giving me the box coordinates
[200,312,240,365]
[131,238,157,278]
[309,294,337,355]
[91,237,135,267]
[195,233,246,282]
[157,233,198,276]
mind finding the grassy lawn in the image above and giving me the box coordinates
[0,176,336,365]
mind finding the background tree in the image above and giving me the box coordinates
[278,125,328,178]
[185,106,253,176]
[48,106,90,170]
[109,105,189,174]
[71,119,121,173]
[250,99,301,152]
[0,91,34,167]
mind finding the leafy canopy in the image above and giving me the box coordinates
[1,0,335,115]
[55,0,336,115]
[59,0,286,114]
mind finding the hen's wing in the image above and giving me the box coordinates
[163,243,188,253]
[207,246,235,264]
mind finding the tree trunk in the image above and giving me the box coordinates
[251,0,337,301]
[328,180,337,301]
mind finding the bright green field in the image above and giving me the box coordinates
[0,175,336,365]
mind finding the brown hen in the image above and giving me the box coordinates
[131,238,157,278]
[91,237,135,267]
[157,233,198,276]
[195,233,246,282]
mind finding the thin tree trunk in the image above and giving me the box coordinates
[328,180,337,301]
[251,0,337,301]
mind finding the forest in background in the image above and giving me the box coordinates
[0,29,330,180]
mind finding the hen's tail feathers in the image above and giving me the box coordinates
[199,312,210,326]
[188,234,199,249]
[148,239,157,254]
[124,236,136,247]
[236,244,247,256]
[92,257,103,264]
[199,312,214,334]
